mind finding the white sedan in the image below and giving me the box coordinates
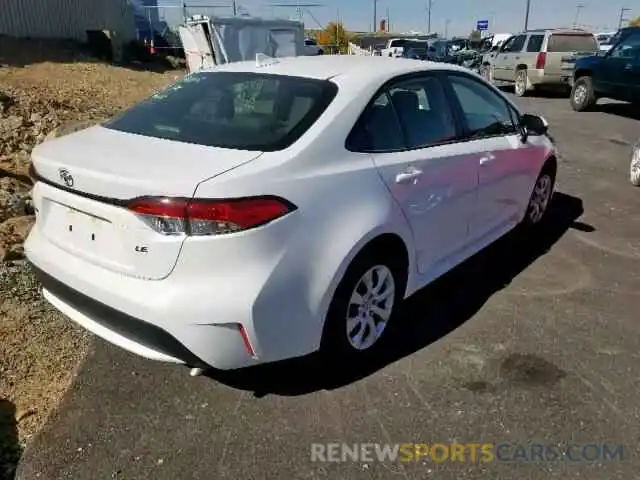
[25,55,557,373]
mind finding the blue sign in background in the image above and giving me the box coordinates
[477,20,489,30]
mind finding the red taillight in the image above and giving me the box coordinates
[127,196,295,236]
[237,324,257,358]
[536,52,547,69]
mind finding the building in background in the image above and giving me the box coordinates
[0,0,137,43]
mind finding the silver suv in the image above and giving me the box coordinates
[480,28,599,96]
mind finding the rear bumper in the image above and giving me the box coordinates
[24,225,301,371]
[33,266,209,368]
[529,70,573,87]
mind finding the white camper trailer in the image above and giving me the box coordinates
[178,15,309,73]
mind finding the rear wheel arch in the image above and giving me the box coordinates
[516,64,527,71]
[355,233,410,278]
[336,233,410,299]
[319,232,411,354]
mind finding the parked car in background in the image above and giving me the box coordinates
[381,38,430,57]
[401,48,428,60]
[304,38,324,55]
[25,56,557,372]
[596,31,618,52]
[426,40,459,64]
[570,26,640,111]
[480,28,599,96]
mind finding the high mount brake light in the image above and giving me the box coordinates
[127,196,296,236]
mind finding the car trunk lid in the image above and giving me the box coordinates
[30,126,262,279]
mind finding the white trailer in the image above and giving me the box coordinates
[178,15,309,73]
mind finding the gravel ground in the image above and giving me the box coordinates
[0,37,184,479]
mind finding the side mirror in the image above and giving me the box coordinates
[520,113,548,140]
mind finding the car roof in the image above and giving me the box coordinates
[206,55,472,83]
[522,28,594,35]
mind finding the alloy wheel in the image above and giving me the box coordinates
[515,72,527,96]
[528,174,553,224]
[631,145,640,186]
[573,84,588,108]
[345,265,395,351]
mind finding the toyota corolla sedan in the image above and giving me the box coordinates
[25,55,557,373]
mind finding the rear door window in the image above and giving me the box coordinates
[506,35,527,52]
[104,72,338,152]
[547,34,598,52]
[389,76,458,149]
[526,35,545,52]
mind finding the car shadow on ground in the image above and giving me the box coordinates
[0,399,21,480]
[208,192,589,397]
[596,102,640,121]
[497,85,570,99]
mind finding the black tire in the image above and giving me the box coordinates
[521,162,556,228]
[570,76,596,111]
[320,247,406,362]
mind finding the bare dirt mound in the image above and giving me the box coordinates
[0,37,183,477]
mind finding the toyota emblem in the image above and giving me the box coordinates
[58,168,74,188]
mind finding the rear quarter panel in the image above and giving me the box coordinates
[191,147,416,359]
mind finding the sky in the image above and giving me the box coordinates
[161,0,639,36]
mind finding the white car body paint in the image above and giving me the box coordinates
[25,56,557,370]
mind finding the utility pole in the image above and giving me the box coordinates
[232,0,237,16]
[573,4,584,27]
[524,0,531,30]
[444,18,451,38]
[618,7,631,30]
[373,0,377,32]
[387,7,390,32]
[427,0,432,33]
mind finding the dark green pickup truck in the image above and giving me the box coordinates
[569,27,640,111]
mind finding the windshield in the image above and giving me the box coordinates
[547,34,598,52]
[104,72,338,152]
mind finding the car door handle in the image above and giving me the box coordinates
[625,63,633,71]
[479,153,496,165]
[395,168,423,184]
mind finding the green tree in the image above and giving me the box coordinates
[469,30,482,42]
[315,22,352,53]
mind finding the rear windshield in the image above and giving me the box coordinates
[547,34,598,52]
[104,72,338,151]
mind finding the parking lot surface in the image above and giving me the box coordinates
[17,94,640,479]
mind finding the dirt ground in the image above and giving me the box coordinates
[0,37,182,479]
